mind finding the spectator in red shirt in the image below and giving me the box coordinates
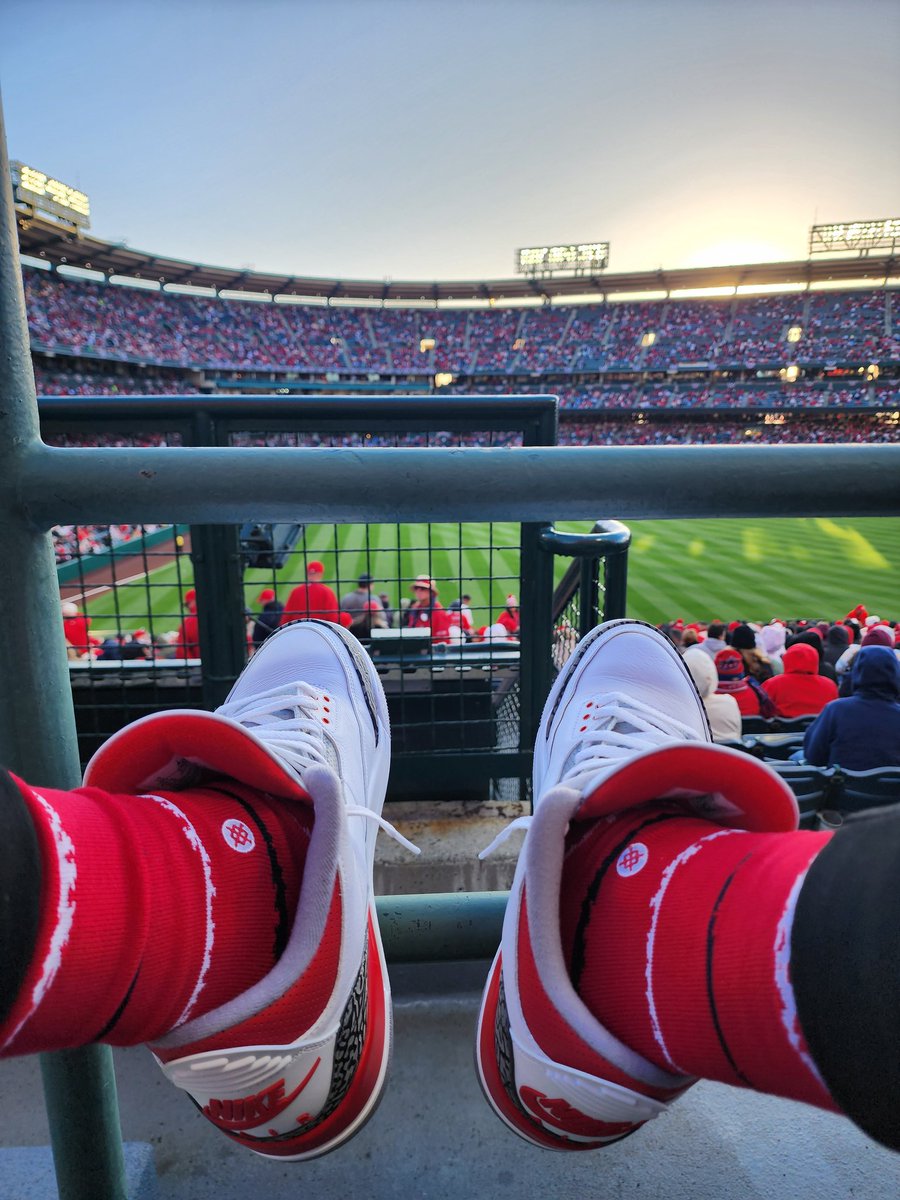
[714,648,767,717]
[762,642,839,718]
[61,600,95,657]
[403,574,453,643]
[280,561,340,625]
[496,594,520,637]
[174,588,200,659]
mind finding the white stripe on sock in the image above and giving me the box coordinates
[774,866,828,1091]
[646,828,740,1074]
[144,794,216,1027]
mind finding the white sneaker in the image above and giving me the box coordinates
[85,619,414,1160]
[476,620,798,1150]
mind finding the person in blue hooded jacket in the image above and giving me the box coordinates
[803,645,900,770]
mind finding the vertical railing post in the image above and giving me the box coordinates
[601,545,630,621]
[189,411,249,708]
[0,98,129,1198]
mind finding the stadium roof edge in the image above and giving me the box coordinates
[15,213,899,303]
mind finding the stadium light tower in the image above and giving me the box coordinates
[809,218,899,256]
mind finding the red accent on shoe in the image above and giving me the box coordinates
[517,892,686,1105]
[223,911,390,1158]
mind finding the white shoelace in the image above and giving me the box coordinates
[219,681,420,856]
[479,691,704,861]
[558,690,704,792]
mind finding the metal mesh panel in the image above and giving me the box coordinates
[552,589,581,675]
[60,522,203,765]
[230,425,527,802]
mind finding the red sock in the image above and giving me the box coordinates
[0,774,311,1055]
[560,803,838,1111]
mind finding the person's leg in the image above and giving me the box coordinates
[0,620,408,1161]
[476,619,898,1153]
[0,768,309,1055]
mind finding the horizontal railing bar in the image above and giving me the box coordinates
[375,891,508,962]
[18,442,900,527]
[37,393,558,419]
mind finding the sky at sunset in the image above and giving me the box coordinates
[2,0,898,282]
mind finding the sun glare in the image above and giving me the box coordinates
[685,239,795,269]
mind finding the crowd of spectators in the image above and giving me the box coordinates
[32,360,899,416]
[53,523,168,564]
[660,614,900,760]
[33,363,199,396]
[557,414,898,445]
[24,269,899,376]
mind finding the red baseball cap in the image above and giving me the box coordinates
[184,589,196,606]
[307,561,325,574]
[257,588,276,603]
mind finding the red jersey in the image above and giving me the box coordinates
[63,613,93,653]
[496,609,520,636]
[404,601,453,643]
[174,614,200,659]
[280,582,340,625]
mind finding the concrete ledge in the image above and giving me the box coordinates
[374,798,528,895]
[0,1141,159,1199]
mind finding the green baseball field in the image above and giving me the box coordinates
[81,516,900,636]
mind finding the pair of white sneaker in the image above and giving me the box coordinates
[85,618,798,1159]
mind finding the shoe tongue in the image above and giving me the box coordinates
[611,718,644,737]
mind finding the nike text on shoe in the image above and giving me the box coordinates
[85,619,417,1160]
[476,620,798,1150]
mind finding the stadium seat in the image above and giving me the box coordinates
[833,767,900,817]
[769,763,837,829]
[741,733,806,761]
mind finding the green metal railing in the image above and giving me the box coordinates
[2,105,900,1197]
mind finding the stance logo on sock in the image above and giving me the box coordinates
[616,842,649,878]
[222,819,256,854]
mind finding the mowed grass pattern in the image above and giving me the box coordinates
[83,517,900,635]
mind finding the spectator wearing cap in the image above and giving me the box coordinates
[684,646,742,742]
[251,588,284,651]
[174,588,200,660]
[762,642,838,718]
[496,594,520,637]
[403,575,453,643]
[61,599,96,658]
[280,561,340,626]
[340,573,381,638]
[447,594,475,641]
[714,648,770,718]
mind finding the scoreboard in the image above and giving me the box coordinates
[516,241,609,276]
[10,161,91,230]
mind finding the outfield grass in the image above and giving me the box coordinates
[83,516,900,634]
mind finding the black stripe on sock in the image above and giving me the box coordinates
[569,811,681,993]
[91,967,141,1042]
[705,854,754,1087]
[205,785,292,961]
[0,769,44,1030]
